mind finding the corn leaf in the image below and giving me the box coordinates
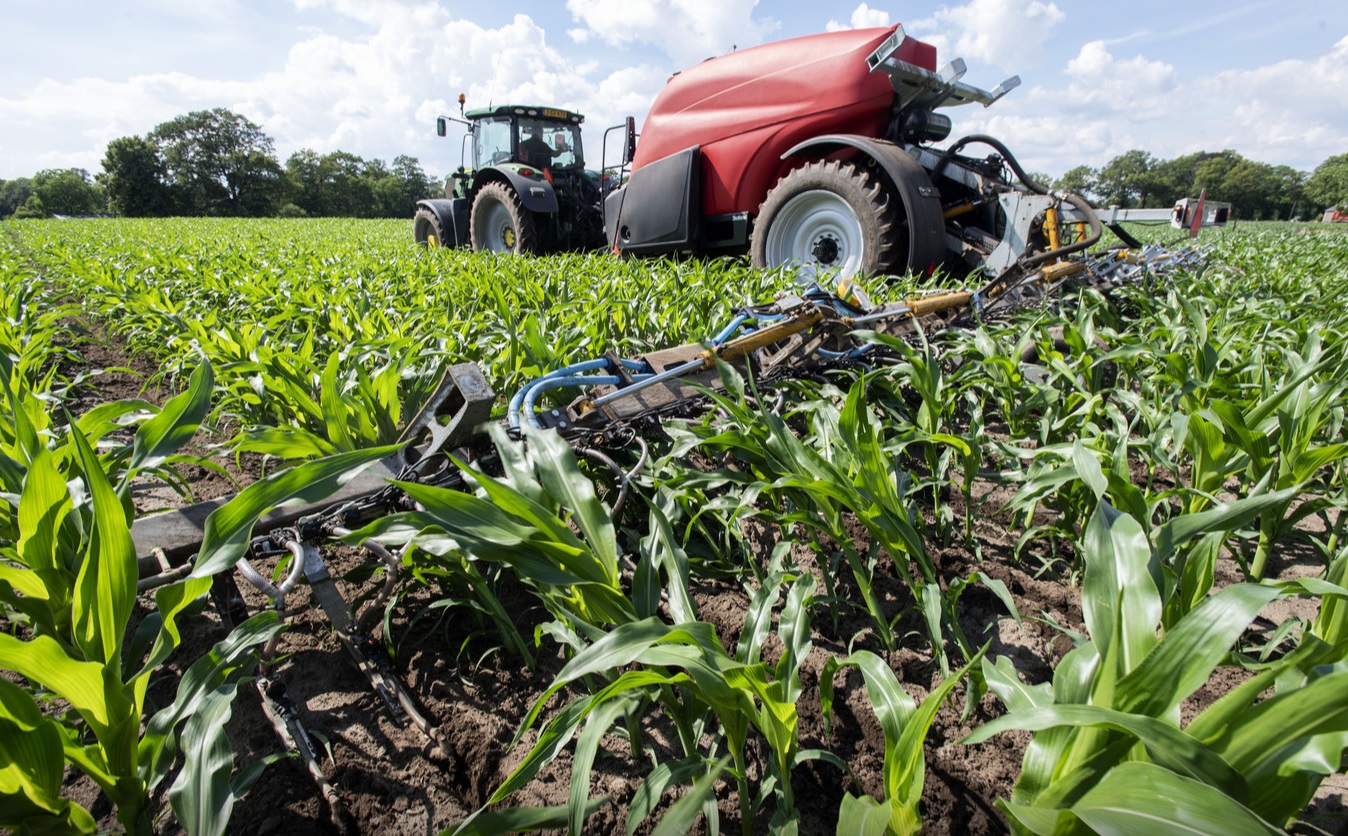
[1069,762,1281,835]
[626,758,708,836]
[525,424,619,582]
[167,682,240,836]
[128,359,213,474]
[965,704,1246,799]
[650,755,730,836]
[140,611,283,791]
[451,796,610,836]
[0,677,94,832]
[835,792,891,836]
[193,445,399,577]
[1114,583,1280,717]
[69,422,137,669]
[1081,501,1158,692]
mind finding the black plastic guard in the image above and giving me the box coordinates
[416,198,469,248]
[606,146,701,254]
[475,168,559,214]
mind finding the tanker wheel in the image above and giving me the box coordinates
[470,182,538,254]
[413,207,447,248]
[751,159,900,281]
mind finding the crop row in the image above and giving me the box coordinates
[1,217,1347,834]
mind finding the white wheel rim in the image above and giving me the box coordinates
[480,199,516,252]
[763,189,865,280]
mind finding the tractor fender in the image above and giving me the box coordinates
[778,134,946,274]
[415,198,470,248]
[472,167,559,214]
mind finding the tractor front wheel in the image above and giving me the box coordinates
[413,207,448,248]
[470,182,539,254]
[750,160,899,281]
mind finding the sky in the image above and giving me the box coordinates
[1,0,1345,183]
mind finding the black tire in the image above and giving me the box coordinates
[750,159,900,281]
[413,206,448,248]
[469,182,538,254]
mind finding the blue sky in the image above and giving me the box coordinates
[2,0,1344,183]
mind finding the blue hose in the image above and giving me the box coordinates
[520,374,620,428]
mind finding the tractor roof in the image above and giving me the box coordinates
[465,105,585,124]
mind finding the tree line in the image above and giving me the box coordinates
[1047,149,1348,221]
[0,108,441,220]
[2,107,1345,220]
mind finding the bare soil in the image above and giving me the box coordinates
[58,335,1348,836]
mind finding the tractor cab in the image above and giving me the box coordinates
[467,106,586,172]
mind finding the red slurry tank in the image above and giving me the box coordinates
[604,23,1038,280]
[632,27,936,218]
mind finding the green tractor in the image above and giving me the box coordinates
[414,103,613,254]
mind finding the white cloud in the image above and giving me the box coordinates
[1,2,1343,183]
[0,6,668,178]
[826,3,891,33]
[1062,41,1175,113]
[954,35,1348,177]
[564,0,778,69]
[914,0,1065,71]
[1183,34,1348,169]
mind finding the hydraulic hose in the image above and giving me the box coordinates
[943,134,1103,299]
[945,133,1048,194]
[945,133,1102,259]
[949,132,1138,250]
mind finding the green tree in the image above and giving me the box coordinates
[32,168,105,216]
[0,177,34,217]
[380,155,434,217]
[284,149,373,216]
[1306,153,1348,213]
[283,151,431,217]
[1268,164,1306,220]
[12,194,47,219]
[283,148,326,215]
[148,108,283,216]
[1054,165,1097,200]
[1140,153,1200,207]
[1024,170,1054,191]
[1095,150,1156,207]
[1188,151,1303,220]
[100,136,172,217]
[323,151,373,216]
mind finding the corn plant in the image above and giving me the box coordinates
[0,259,83,396]
[821,645,987,835]
[958,321,1041,437]
[865,328,969,513]
[1211,332,1346,579]
[965,499,1348,832]
[0,359,277,835]
[469,588,822,836]
[675,368,936,653]
[347,424,635,631]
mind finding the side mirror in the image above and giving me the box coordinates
[624,116,636,165]
[436,117,447,138]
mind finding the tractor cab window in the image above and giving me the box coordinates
[473,116,514,169]
[517,119,581,170]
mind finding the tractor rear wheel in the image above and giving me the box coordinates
[751,160,900,281]
[413,207,447,248]
[470,182,538,254]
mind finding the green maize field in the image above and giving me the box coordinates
[2,216,1347,835]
